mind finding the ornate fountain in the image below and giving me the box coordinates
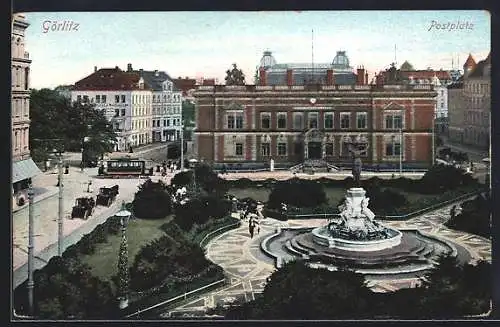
[261,134,469,276]
[312,135,402,251]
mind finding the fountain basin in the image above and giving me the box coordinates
[311,225,403,252]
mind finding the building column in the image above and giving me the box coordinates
[214,134,219,162]
[251,134,257,160]
[411,100,416,129]
[251,100,256,129]
[214,99,219,130]
[411,134,416,161]
[321,137,326,160]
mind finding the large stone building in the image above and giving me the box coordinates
[11,13,41,203]
[127,64,183,142]
[71,66,153,151]
[193,72,437,168]
[447,53,490,151]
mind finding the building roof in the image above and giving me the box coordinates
[467,54,491,78]
[172,77,197,96]
[73,67,152,91]
[400,61,415,71]
[133,69,181,92]
[463,53,476,68]
[400,70,451,80]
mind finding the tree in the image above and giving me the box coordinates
[226,260,372,319]
[182,100,195,127]
[225,63,246,86]
[132,179,172,219]
[268,179,327,209]
[29,88,117,162]
[445,194,491,238]
[15,256,115,319]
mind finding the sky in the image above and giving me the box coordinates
[22,10,490,89]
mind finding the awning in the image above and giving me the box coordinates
[12,158,42,183]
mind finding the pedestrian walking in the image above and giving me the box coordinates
[248,217,255,239]
[450,205,457,221]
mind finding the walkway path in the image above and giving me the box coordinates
[163,199,491,317]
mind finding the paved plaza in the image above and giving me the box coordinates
[12,144,174,288]
[164,201,491,317]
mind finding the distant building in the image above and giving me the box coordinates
[257,50,362,86]
[54,84,73,98]
[127,64,183,142]
[447,53,490,151]
[71,66,153,151]
[11,13,41,205]
[173,76,197,102]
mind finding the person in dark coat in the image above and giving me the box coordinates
[249,216,256,238]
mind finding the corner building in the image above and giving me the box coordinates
[193,83,437,168]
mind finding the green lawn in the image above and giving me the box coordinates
[80,215,173,281]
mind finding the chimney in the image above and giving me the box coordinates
[127,63,132,72]
[365,72,369,85]
[357,66,366,85]
[326,69,334,85]
[94,66,97,72]
[259,67,267,86]
[286,69,294,86]
[139,68,143,76]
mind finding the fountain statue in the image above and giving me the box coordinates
[310,134,403,250]
[346,135,368,187]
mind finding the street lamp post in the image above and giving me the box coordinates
[27,183,35,316]
[56,150,64,256]
[116,204,131,309]
[180,123,184,171]
[432,114,436,165]
[399,128,403,177]
[81,125,92,172]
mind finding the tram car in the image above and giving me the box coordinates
[104,158,146,177]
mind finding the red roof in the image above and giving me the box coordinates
[73,67,151,91]
[202,79,216,86]
[172,77,197,96]
[401,70,451,80]
[463,54,476,68]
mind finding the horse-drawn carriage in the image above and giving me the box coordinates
[96,185,119,207]
[71,196,96,219]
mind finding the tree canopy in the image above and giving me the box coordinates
[224,63,246,86]
[29,88,117,162]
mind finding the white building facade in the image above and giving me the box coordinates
[127,64,183,142]
[71,67,153,151]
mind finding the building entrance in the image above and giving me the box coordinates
[308,142,322,159]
